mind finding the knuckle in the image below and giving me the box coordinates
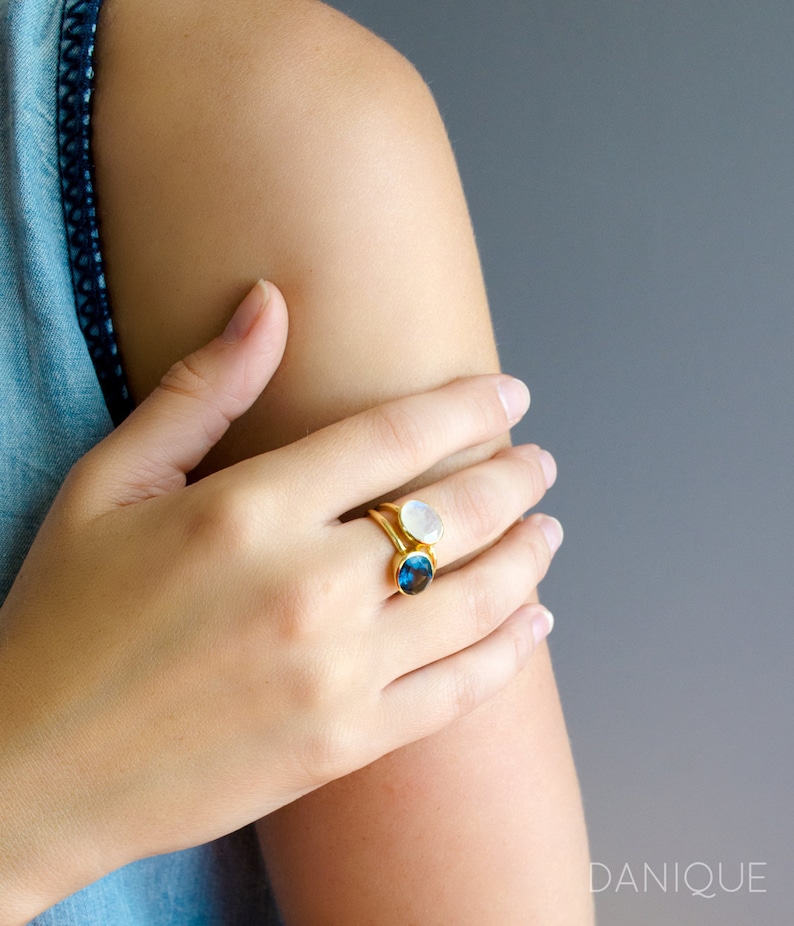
[273,561,352,646]
[525,530,551,584]
[450,666,481,716]
[187,483,261,555]
[159,353,214,401]
[520,449,549,502]
[467,384,504,436]
[462,571,502,638]
[369,403,429,474]
[297,716,359,784]
[497,446,547,508]
[452,472,499,539]
[444,378,505,441]
[506,619,532,670]
[288,658,370,783]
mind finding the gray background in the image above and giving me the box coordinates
[332,1,793,923]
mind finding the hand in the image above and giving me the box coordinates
[0,280,561,921]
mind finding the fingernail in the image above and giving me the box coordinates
[222,279,270,343]
[539,515,564,554]
[529,605,555,644]
[538,449,557,489]
[498,377,530,425]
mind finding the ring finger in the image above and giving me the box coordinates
[335,443,556,603]
[377,510,561,681]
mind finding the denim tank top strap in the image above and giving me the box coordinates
[0,1,283,921]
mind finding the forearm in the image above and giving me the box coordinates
[0,734,59,925]
[0,638,115,923]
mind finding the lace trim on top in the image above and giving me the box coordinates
[58,0,133,426]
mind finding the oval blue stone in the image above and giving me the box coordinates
[397,552,434,596]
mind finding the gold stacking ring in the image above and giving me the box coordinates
[367,499,444,596]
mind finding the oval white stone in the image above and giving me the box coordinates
[399,499,443,545]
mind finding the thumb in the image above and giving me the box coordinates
[83,279,288,508]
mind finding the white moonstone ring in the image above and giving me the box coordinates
[367,499,444,596]
[395,499,444,545]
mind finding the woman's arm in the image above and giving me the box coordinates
[93,0,592,922]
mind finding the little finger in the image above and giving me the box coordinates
[377,602,555,749]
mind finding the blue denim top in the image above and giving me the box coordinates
[0,0,118,598]
[0,1,282,921]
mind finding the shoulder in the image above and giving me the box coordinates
[92,0,473,418]
[95,0,434,141]
[93,0,441,221]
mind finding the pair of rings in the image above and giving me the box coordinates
[367,499,444,596]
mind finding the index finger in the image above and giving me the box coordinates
[257,374,530,521]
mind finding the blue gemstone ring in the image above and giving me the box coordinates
[367,500,443,596]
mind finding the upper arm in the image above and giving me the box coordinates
[94,0,495,454]
[93,1,592,922]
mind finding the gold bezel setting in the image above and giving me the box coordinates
[368,499,442,596]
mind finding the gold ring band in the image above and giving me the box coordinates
[367,506,408,554]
